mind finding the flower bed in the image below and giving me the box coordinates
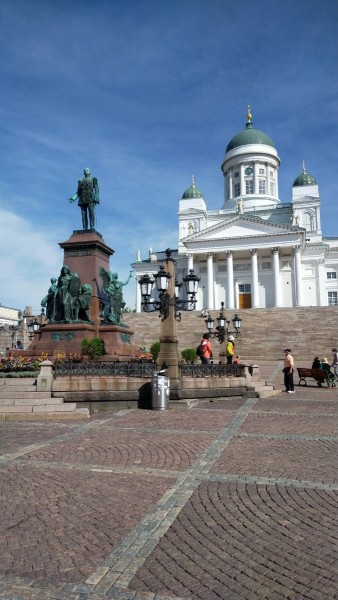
[0,353,47,377]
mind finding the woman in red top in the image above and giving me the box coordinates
[200,333,213,364]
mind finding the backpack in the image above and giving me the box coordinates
[196,344,203,357]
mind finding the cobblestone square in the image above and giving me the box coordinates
[0,368,337,600]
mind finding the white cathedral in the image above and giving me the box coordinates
[133,108,338,312]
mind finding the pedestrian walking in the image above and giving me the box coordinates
[283,348,295,393]
[226,335,235,364]
[198,333,213,364]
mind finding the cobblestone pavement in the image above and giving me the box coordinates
[0,363,337,600]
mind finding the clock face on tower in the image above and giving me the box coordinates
[245,167,253,175]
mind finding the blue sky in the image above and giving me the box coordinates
[0,0,337,314]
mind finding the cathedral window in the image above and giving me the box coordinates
[234,171,239,178]
[328,291,338,306]
[259,168,265,175]
[259,180,266,194]
[234,183,240,197]
[239,284,251,293]
[270,181,275,195]
[246,179,253,194]
[327,271,337,279]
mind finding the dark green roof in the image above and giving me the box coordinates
[293,163,317,187]
[182,177,203,199]
[226,122,275,152]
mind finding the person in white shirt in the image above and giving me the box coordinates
[283,349,295,393]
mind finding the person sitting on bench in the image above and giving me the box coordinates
[312,357,321,369]
[321,358,336,386]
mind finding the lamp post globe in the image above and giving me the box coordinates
[154,265,171,292]
[233,313,242,333]
[205,314,214,331]
[183,269,200,296]
[139,273,154,298]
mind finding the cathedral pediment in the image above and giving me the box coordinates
[180,215,304,251]
[179,207,206,216]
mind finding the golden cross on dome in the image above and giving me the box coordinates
[247,105,252,123]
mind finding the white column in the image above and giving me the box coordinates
[316,259,327,306]
[240,164,245,197]
[293,245,304,306]
[136,275,141,313]
[254,162,259,194]
[226,251,235,309]
[266,162,270,196]
[250,248,259,308]
[207,252,214,309]
[187,253,194,272]
[272,247,282,307]
[228,171,233,200]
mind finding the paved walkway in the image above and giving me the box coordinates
[0,363,337,600]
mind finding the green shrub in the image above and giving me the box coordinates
[0,371,38,378]
[150,341,160,362]
[181,348,198,364]
[81,337,105,360]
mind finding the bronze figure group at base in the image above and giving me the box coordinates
[41,266,132,326]
[41,267,92,324]
[99,268,132,326]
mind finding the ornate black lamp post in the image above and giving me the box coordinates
[205,302,242,343]
[27,318,40,340]
[139,250,200,322]
[138,249,200,383]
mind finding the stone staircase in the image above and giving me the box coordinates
[0,378,89,420]
[125,306,338,363]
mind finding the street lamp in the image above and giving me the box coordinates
[139,249,200,322]
[138,267,171,321]
[138,248,200,384]
[27,318,40,340]
[205,302,242,343]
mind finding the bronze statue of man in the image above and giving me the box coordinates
[69,168,100,230]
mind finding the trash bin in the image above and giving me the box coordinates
[151,372,170,410]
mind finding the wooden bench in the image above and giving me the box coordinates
[297,368,335,387]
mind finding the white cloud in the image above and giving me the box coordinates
[0,210,62,312]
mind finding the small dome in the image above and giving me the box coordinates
[182,175,203,199]
[293,161,317,187]
[226,106,275,152]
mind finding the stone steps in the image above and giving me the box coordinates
[125,306,338,361]
[0,377,89,420]
[0,391,61,400]
[247,383,279,398]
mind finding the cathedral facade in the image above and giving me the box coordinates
[133,109,338,312]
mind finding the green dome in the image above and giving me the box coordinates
[226,121,275,152]
[293,162,317,187]
[182,176,203,199]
